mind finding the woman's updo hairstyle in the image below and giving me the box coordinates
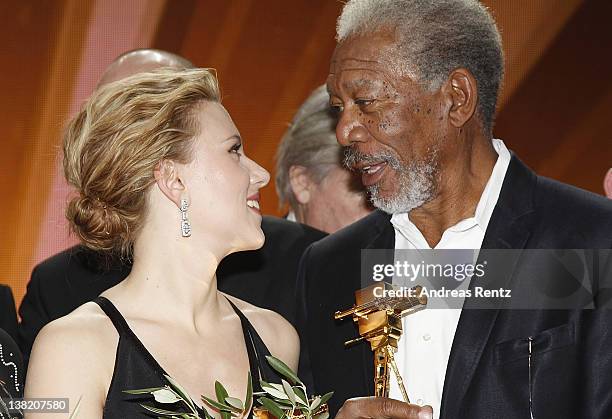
[63,67,220,256]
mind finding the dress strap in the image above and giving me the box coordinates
[95,295,277,391]
[93,296,172,380]
[94,296,133,335]
[225,298,276,388]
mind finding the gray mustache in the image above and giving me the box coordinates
[343,147,400,170]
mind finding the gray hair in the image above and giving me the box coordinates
[337,0,504,134]
[275,85,341,209]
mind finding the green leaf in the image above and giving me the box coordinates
[244,371,253,414]
[313,412,330,419]
[139,404,184,416]
[201,394,234,412]
[258,397,286,418]
[152,388,182,404]
[215,381,229,403]
[293,387,309,407]
[225,397,244,410]
[265,356,302,386]
[270,398,294,407]
[261,384,289,399]
[259,381,286,395]
[68,395,82,419]
[310,396,322,412]
[319,392,334,406]
[281,380,296,406]
[123,387,166,395]
[214,381,232,419]
[164,375,198,413]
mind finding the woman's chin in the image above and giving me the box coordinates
[232,229,265,252]
[249,230,266,250]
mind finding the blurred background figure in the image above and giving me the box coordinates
[0,284,18,340]
[0,284,23,402]
[97,48,193,85]
[276,85,372,233]
[604,169,612,198]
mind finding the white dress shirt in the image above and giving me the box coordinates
[286,211,297,222]
[388,139,511,419]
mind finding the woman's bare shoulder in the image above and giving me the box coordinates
[34,302,115,346]
[25,302,119,417]
[224,295,300,371]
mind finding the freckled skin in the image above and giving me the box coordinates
[327,29,498,247]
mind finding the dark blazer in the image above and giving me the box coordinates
[297,155,612,418]
[18,216,326,365]
[0,284,18,341]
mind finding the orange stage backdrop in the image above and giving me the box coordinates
[1,0,611,308]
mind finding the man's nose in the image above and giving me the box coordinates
[336,110,369,147]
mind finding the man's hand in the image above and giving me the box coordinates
[335,397,433,419]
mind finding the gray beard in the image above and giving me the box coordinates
[344,147,438,214]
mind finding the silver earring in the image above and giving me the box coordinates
[180,198,191,237]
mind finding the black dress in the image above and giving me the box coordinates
[94,296,276,418]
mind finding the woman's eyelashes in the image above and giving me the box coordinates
[229,141,242,157]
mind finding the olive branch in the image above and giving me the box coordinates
[123,355,332,419]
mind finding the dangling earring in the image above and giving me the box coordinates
[180,198,191,237]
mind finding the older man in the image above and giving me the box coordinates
[276,85,372,233]
[297,1,612,418]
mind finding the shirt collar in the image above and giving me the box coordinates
[473,138,511,229]
[286,211,297,222]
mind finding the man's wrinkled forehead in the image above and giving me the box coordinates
[326,74,383,98]
[330,30,397,69]
[328,30,404,91]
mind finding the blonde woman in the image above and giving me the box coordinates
[24,68,299,418]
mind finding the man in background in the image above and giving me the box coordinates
[96,49,192,85]
[18,49,326,367]
[0,284,18,340]
[276,85,372,233]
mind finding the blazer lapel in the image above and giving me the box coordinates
[440,155,538,418]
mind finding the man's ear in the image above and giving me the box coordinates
[154,159,186,207]
[442,68,478,129]
[604,168,612,199]
[289,165,313,204]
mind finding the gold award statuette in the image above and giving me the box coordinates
[335,283,427,402]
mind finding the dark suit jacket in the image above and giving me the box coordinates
[0,284,18,341]
[18,216,325,366]
[297,155,612,418]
